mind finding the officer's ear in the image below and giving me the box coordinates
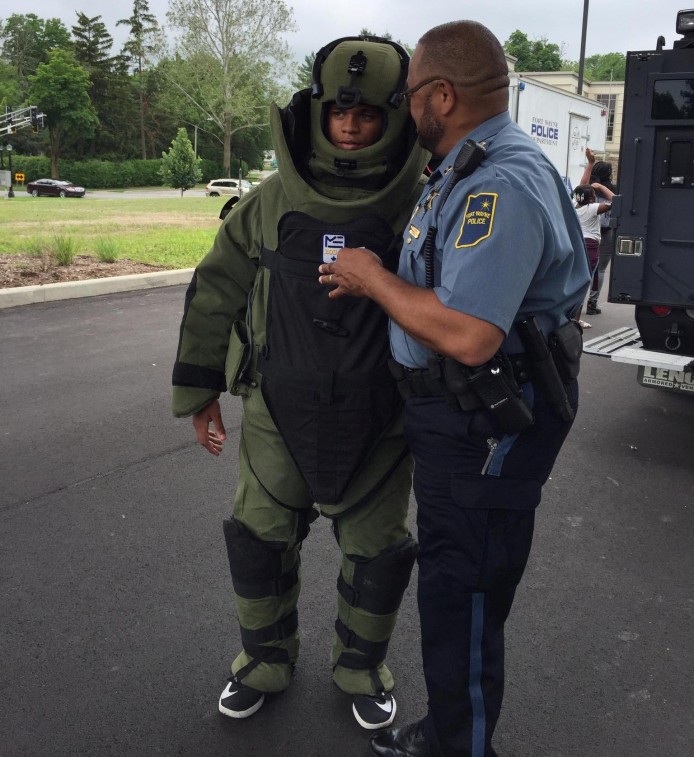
[437,79,458,116]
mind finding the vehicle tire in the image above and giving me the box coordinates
[59,190,66,197]
[31,190,38,197]
[209,191,219,196]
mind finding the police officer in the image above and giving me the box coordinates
[319,21,590,756]
[172,37,428,731]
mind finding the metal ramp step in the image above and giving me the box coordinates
[583,326,641,357]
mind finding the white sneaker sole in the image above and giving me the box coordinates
[219,693,265,719]
[352,695,397,730]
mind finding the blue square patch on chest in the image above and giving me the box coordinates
[323,234,345,263]
[455,192,498,248]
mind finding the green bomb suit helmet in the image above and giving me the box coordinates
[308,36,411,184]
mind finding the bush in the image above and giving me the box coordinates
[11,156,230,189]
[199,158,225,183]
[12,156,168,188]
[95,237,118,263]
[52,235,77,266]
[27,237,52,271]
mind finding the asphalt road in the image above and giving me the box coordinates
[1,287,692,757]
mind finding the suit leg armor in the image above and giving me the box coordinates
[332,536,418,694]
[223,517,303,693]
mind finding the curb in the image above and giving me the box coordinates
[0,268,195,309]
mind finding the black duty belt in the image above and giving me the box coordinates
[388,354,531,410]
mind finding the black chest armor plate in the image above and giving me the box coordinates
[259,211,403,504]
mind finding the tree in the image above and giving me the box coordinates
[0,60,22,109]
[166,0,296,176]
[293,53,314,91]
[28,48,98,177]
[159,126,202,194]
[117,0,161,159]
[71,13,138,159]
[503,30,563,71]
[563,52,626,81]
[0,14,71,82]
[72,13,114,70]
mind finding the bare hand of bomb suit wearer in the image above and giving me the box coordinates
[192,399,227,456]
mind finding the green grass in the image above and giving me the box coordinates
[0,196,224,268]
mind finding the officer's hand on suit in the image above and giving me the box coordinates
[192,399,227,456]
[318,247,384,299]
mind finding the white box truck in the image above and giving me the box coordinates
[509,75,608,190]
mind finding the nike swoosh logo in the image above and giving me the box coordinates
[375,699,393,713]
[222,684,237,697]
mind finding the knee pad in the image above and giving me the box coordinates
[222,517,299,599]
[334,537,418,675]
[338,535,418,616]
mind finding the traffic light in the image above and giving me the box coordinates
[30,106,38,132]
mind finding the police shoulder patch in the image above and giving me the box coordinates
[455,192,498,248]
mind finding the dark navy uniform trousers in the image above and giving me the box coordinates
[404,380,578,757]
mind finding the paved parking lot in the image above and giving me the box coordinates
[1,286,692,757]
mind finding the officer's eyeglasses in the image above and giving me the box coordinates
[400,76,446,105]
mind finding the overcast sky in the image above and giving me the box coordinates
[12,0,691,66]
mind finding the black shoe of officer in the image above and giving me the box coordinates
[370,719,431,756]
[586,303,601,315]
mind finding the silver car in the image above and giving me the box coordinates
[205,178,253,197]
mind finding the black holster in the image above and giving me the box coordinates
[516,316,576,422]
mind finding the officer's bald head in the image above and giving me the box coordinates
[416,21,509,112]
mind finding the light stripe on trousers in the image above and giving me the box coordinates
[469,592,486,757]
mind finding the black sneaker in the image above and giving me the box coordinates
[352,691,397,730]
[586,304,601,315]
[219,677,265,719]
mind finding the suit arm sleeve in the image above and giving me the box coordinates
[171,194,261,417]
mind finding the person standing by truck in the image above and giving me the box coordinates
[581,148,618,315]
[573,179,614,327]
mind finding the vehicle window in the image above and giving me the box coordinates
[652,79,694,119]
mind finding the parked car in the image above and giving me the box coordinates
[26,179,86,198]
[205,178,253,197]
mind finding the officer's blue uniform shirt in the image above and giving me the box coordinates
[390,111,590,368]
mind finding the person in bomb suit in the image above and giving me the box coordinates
[172,36,429,730]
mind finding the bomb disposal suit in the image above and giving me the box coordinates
[172,38,428,718]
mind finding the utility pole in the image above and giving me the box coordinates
[6,144,14,198]
[577,0,589,95]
